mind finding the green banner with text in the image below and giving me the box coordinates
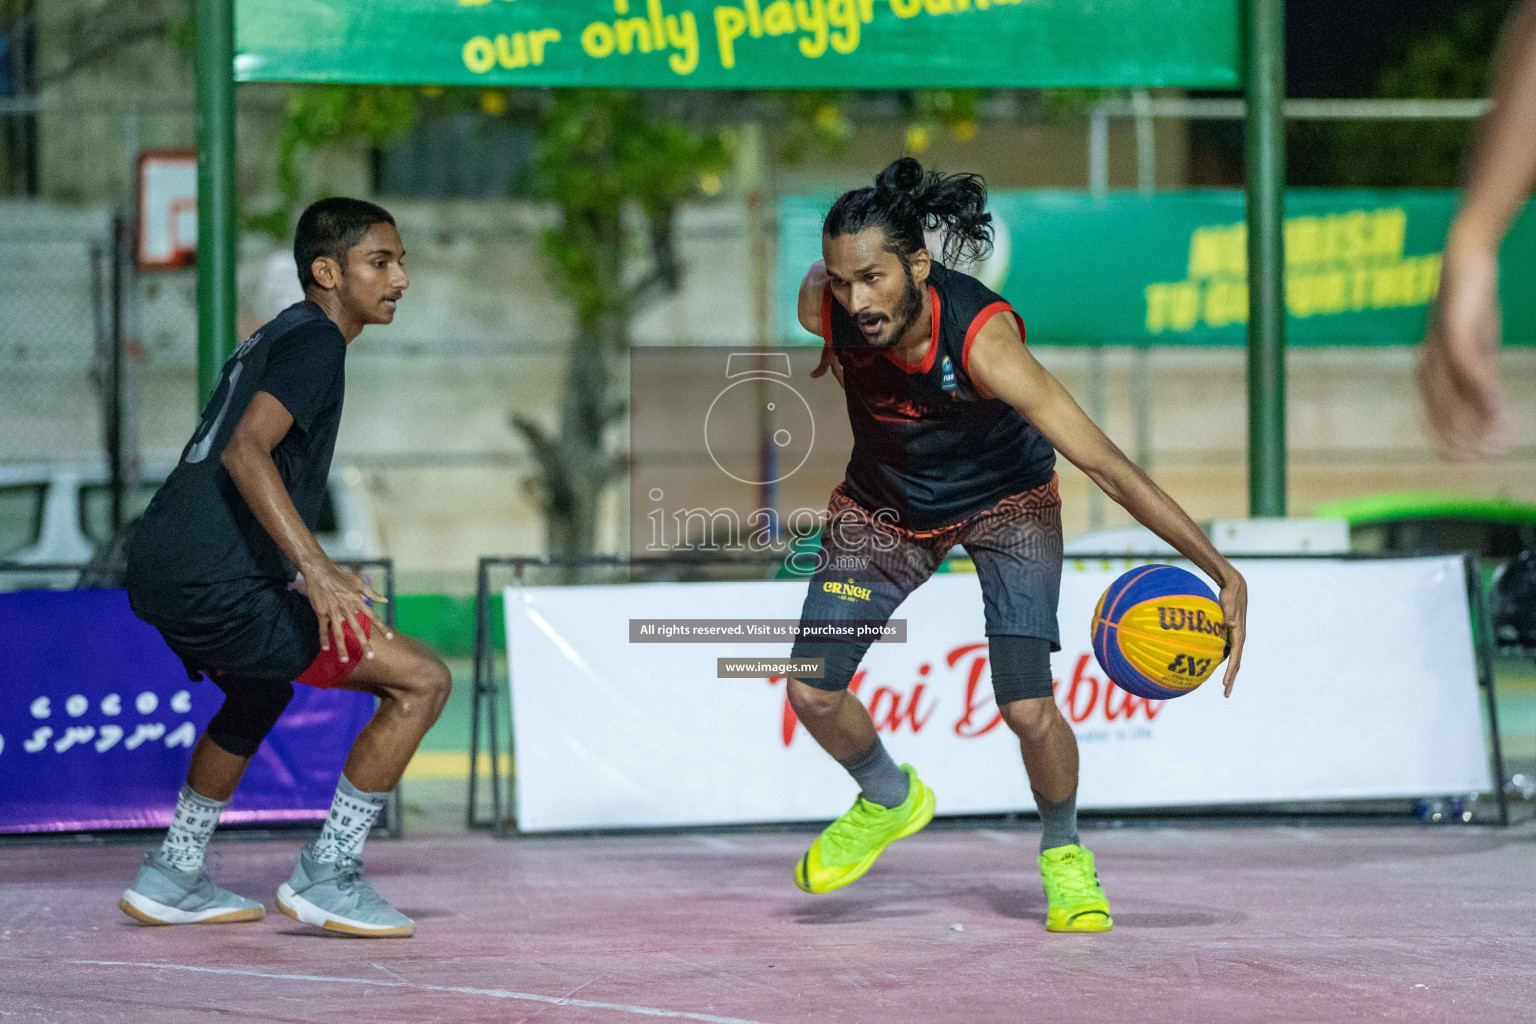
[778,189,1536,347]
[236,0,1239,89]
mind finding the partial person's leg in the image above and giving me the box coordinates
[279,588,452,858]
[787,487,945,804]
[997,687,1081,850]
[184,735,251,802]
[788,487,944,893]
[998,689,1108,932]
[121,675,292,926]
[964,478,1109,931]
[337,630,453,794]
[787,680,911,810]
[960,478,1079,851]
[276,612,450,938]
[785,678,875,762]
[304,628,450,866]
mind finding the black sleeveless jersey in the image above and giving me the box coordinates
[820,263,1056,531]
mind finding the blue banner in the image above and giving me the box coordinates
[0,590,376,833]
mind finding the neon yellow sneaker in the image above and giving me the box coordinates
[1038,843,1113,932]
[795,764,935,894]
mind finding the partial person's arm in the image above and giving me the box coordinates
[1451,0,1536,260]
[221,391,388,662]
[800,261,844,389]
[966,315,1248,696]
[1420,0,1536,458]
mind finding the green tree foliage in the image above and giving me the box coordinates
[514,90,729,565]
[530,89,727,327]
[255,85,421,237]
[1318,1,1518,187]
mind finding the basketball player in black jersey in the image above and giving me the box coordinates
[786,159,1248,933]
[118,198,451,938]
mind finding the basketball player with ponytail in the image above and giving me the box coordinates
[787,158,1248,932]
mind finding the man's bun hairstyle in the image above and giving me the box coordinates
[294,197,396,291]
[823,157,994,267]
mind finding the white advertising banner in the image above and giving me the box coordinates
[506,556,1491,831]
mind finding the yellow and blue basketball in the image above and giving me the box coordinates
[1091,564,1227,699]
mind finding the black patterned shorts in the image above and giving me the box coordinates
[789,474,1064,691]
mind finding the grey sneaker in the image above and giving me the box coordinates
[119,852,264,925]
[276,845,414,938]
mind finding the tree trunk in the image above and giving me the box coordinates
[514,211,631,583]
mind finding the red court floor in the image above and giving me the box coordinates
[2,817,1533,1024]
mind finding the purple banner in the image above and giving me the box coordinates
[0,589,376,833]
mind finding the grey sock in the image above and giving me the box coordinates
[1035,789,1080,852]
[158,784,226,874]
[311,775,390,863]
[839,739,910,809]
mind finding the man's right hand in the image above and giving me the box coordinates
[299,560,391,663]
[1419,237,1513,460]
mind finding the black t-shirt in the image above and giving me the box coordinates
[820,263,1056,530]
[127,301,347,625]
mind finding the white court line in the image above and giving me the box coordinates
[71,961,772,1024]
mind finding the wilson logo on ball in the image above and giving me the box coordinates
[1155,606,1224,637]
[1091,565,1227,700]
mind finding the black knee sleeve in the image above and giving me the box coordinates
[989,635,1055,705]
[787,640,871,691]
[205,679,295,758]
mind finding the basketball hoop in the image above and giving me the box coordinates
[135,149,198,271]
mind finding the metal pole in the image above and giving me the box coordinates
[741,121,778,534]
[1086,106,1109,527]
[1245,0,1287,517]
[468,558,487,829]
[1087,96,1488,120]
[1087,348,1106,529]
[1133,348,1152,471]
[383,559,403,839]
[491,562,522,837]
[109,214,125,533]
[1131,91,1154,472]
[122,115,143,514]
[194,0,237,408]
[1088,105,1108,198]
[1466,554,1510,826]
[1132,89,1155,196]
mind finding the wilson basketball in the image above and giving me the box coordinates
[1091,565,1227,699]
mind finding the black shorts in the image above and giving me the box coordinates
[130,580,326,685]
[790,475,1063,692]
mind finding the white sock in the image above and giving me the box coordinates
[311,775,389,863]
[158,784,226,874]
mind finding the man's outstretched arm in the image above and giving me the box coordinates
[221,391,388,662]
[1453,0,1536,256]
[1420,0,1536,458]
[966,315,1248,696]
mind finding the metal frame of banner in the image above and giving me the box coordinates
[1464,552,1512,826]
[469,550,1513,835]
[0,558,405,839]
